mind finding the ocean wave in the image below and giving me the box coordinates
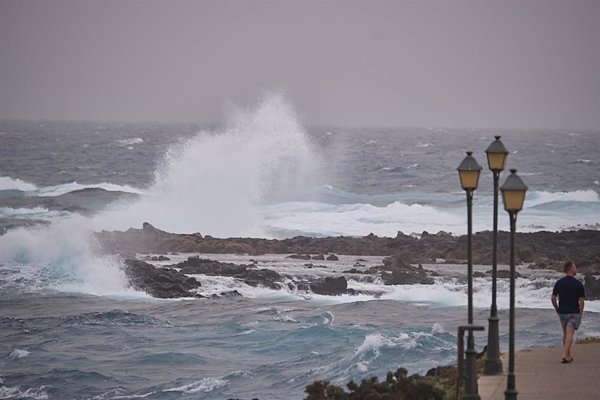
[0,207,68,220]
[264,200,463,237]
[0,176,37,191]
[0,217,143,297]
[0,385,49,400]
[36,182,145,197]
[162,377,227,394]
[138,352,207,365]
[90,93,322,237]
[7,348,30,360]
[526,189,599,207]
[117,138,144,147]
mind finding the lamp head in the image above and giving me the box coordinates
[485,135,509,172]
[500,169,528,212]
[457,151,482,190]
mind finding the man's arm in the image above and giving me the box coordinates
[579,297,585,315]
[551,294,559,313]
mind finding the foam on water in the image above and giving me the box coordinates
[0,216,141,297]
[184,269,600,313]
[0,176,37,191]
[261,188,600,237]
[36,182,145,197]
[0,207,68,220]
[526,189,600,207]
[263,200,463,237]
[7,349,30,360]
[117,138,144,147]
[0,386,49,400]
[163,377,227,394]
[92,93,322,237]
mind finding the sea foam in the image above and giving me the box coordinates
[0,176,37,191]
[36,181,144,197]
[0,216,140,297]
[92,93,322,237]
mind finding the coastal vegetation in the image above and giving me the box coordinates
[305,368,446,400]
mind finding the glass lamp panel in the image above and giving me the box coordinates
[487,153,506,171]
[459,170,480,190]
[502,190,526,211]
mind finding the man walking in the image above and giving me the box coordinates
[551,261,585,363]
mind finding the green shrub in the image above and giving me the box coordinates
[305,368,446,400]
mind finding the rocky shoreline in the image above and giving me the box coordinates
[95,223,600,300]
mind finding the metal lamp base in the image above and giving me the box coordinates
[484,316,503,375]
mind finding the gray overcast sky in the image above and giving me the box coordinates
[1,0,599,129]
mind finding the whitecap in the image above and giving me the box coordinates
[526,190,599,207]
[431,323,445,335]
[163,377,227,394]
[0,176,37,191]
[117,138,144,147]
[0,207,68,220]
[36,182,144,197]
[0,385,49,400]
[0,216,143,297]
[8,349,30,360]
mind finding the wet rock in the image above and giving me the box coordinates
[122,259,200,298]
[369,255,434,285]
[584,275,600,301]
[171,257,282,290]
[494,270,523,279]
[95,226,600,276]
[287,254,312,260]
[310,276,348,295]
[326,254,339,261]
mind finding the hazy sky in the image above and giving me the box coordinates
[1,0,599,129]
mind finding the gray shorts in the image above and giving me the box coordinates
[559,313,581,330]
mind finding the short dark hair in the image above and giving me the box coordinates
[564,261,575,273]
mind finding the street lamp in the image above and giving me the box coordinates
[484,136,508,375]
[501,169,528,400]
[457,151,482,400]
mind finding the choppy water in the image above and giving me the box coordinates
[1,95,599,399]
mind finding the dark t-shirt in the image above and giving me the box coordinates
[552,276,585,314]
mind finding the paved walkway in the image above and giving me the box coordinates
[478,342,600,399]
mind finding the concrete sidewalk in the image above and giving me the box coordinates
[478,342,600,399]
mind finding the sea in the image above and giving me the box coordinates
[1,95,599,399]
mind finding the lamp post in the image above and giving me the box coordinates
[483,136,508,375]
[457,151,482,400]
[500,169,528,400]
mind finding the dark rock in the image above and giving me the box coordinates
[326,254,339,261]
[369,255,434,285]
[94,226,600,277]
[122,259,200,298]
[287,254,312,260]
[344,268,363,274]
[219,290,242,298]
[171,258,282,290]
[473,271,486,278]
[494,270,523,279]
[584,274,600,301]
[310,276,348,295]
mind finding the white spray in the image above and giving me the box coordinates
[92,93,321,237]
[0,216,138,296]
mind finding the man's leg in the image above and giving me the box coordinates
[563,326,575,361]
